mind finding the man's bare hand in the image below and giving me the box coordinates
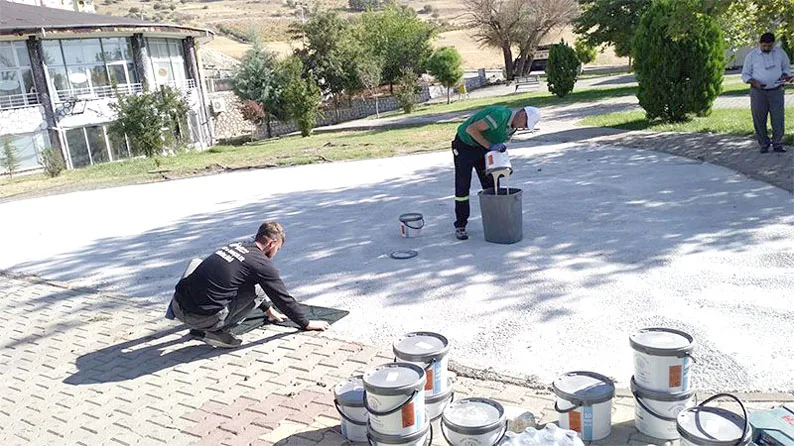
[304,320,330,331]
[780,75,793,83]
[266,307,287,323]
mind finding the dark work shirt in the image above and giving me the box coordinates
[175,241,309,328]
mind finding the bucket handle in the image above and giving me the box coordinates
[697,393,748,446]
[363,389,419,417]
[394,356,438,373]
[402,219,425,230]
[441,419,508,446]
[554,400,583,414]
[334,399,368,426]
[632,391,678,422]
[367,422,433,446]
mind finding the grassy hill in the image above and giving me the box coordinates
[94,0,628,69]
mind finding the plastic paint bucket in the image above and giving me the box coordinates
[677,394,751,446]
[553,371,615,442]
[334,376,368,442]
[485,150,512,176]
[630,327,695,393]
[425,382,453,421]
[393,332,450,396]
[631,377,695,440]
[399,213,424,238]
[441,398,508,446]
[363,363,426,436]
[368,422,431,446]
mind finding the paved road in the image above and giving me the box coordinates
[1,139,792,392]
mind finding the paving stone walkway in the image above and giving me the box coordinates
[2,272,793,445]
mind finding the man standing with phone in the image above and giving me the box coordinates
[742,32,792,153]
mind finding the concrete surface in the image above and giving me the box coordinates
[1,138,792,393]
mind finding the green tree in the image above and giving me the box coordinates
[427,47,464,104]
[358,5,435,89]
[108,86,189,158]
[277,56,322,137]
[1,137,20,178]
[356,53,384,117]
[633,0,725,122]
[394,68,421,114]
[574,0,652,64]
[546,41,581,97]
[232,42,283,138]
[40,146,65,178]
[574,37,597,65]
[290,10,362,122]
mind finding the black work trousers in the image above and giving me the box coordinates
[452,136,494,229]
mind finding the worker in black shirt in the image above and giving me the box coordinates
[170,221,329,348]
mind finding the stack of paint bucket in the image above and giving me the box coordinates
[629,327,696,441]
[552,371,616,443]
[393,332,453,422]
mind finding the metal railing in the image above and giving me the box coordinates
[54,83,144,103]
[0,92,40,110]
[158,79,197,91]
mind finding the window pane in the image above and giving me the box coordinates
[82,39,103,64]
[127,62,138,84]
[7,134,40,171]
[62,40,86,64]
[0,70,22,95]
[15,42,30,67]
[101,38,123,61]
[21,69,34,94]
[42,41,64,66]
[49,67,69,92]
[168,40,184,58]
[85,126,108,164]
[122,38,133,60]
[108,130,129,160]
[66,128,90,168]
[0,43,15,68]
[67,66,89,91]
[90,64,110,89]
[148,39,169,59]
[107,63,127,86]
[153,61,173,83]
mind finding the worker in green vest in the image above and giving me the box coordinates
[452,105,540,240]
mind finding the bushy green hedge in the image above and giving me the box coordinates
[546,42,581,98]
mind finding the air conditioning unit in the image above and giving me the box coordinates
[210,99,226,114]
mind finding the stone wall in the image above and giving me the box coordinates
[0,105,47,137]
[208,91,255,142]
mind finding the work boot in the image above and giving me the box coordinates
[760,145,770,153]
[773,146,787,153]
[202,330,242,348]
[188,329,205,339]
[455,227,469,240]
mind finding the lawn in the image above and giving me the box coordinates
[0,123,458,200]
[579,108,794,144]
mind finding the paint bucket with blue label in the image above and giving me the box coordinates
[393,332,450,396]
[363,363,426,437]
[553,371,615,442]
[631,327,695,393]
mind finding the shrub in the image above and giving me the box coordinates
[394,68,420,113]
[427,47,464,104]
[574,38,597,65]
[169,4,177,10]
[420,4,433,14]
[129,6,140,13]
[278,56,322,137]
[546,41,581,97]
[41,147,66,178]
[1,137,20,178]
[633,0,725,122]
[153,2,164,10]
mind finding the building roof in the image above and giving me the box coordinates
[0,1,211,37]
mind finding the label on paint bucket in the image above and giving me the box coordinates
[415,341,434,350]
[583,406,594,440]
[425,369,434,391]
[670,365,682,387]
[402,402,415,428]
[386,372,399,383]
[569,411,582,432]
[488,153,494,165]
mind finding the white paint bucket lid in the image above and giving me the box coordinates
[630,327,694,357]
[363,363,426,395]
[426,380,453,404]
[393,332,450,362]
[677,406,751,445]
[442,398,505,435]
[552,371,615,405]
[367,421,430,444]
[335,376,365,407]
[631,377,694,402]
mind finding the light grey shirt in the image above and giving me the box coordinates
[742,47,791,89]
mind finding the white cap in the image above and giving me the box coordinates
[524,106,540,130]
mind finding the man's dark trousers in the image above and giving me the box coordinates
[750,86,785,150]
[453,136,494,229]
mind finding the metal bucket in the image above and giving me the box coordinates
[399,213,424,238]
[631,327,695,393]
[677,394,751,446]
[553,371,615,442]
[478,188,523,244]
[363,363,426,437]
[393,332,450,396]
[631,377,695,440]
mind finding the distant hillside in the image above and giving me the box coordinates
[94,0,628,69]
